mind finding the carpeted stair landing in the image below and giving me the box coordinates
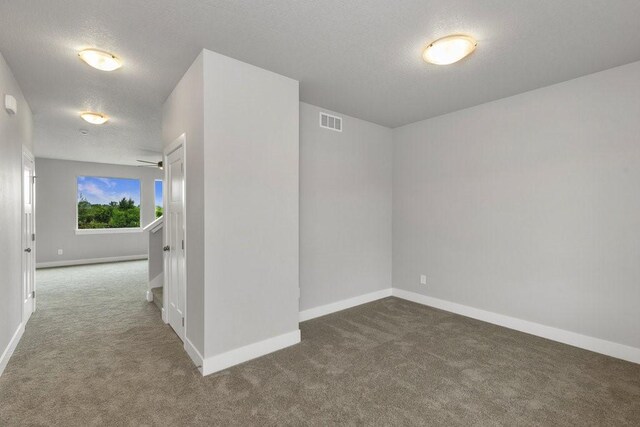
[151,286,163,311]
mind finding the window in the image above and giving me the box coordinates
[77,176,141,230]
[155,179,163,218]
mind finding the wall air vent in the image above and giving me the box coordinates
[319,112,342,132]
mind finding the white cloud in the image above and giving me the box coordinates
[78,182,110,204]
[78,177,140,205]
[95,177,117,188]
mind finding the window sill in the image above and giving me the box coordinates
[75,228,143,235]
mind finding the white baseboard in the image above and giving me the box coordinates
[149,272,163,289]
[0,322,25,377]
[146,290,153,302]
[392,288,640,365]
[161,308,167,323]
[201,329,301,376]
[36,254,147,269]
[299,288,393,322]
[185,337,204,369]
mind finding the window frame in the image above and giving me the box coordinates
[75,175,143,235]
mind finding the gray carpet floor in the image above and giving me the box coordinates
[1,261,639,426]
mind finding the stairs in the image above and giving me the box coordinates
[151,287,163,312]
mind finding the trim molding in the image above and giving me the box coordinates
[142,216,163,233]
[36,254,147,269]
[299,288,393,322]
[392,288,640,365]
[0,322,25,377]
[149,272,163,289]
[201,329,301,376]
[75,228,142,235]
[185,337,204,369]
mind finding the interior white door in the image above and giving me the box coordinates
[165,144,185,341]
[22,149,36,323]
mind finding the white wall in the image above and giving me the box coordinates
[300,102,393,312]
[202,50,300,359]
[393,61,640,350]
[35,158,162,265]
[0,52,33,374]
[148,229,163,282]
[163,50,300,370]
[165,51,397,369]
[162,52,205,355]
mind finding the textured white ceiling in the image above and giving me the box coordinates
[1,1,640,165]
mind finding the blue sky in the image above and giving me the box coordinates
[155,180,163,207]
[77,176,141,205]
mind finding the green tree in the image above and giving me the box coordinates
[78,196,141,229]
[118,197,135,209]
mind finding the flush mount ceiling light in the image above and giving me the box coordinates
[423,35,477,65]
[78,49,122,71]
[80,112,109,125]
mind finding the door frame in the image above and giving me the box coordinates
[162,134,187,339]
[21,145,36,323]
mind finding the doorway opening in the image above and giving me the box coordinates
[162,135,186,341]
[22,146,36,324]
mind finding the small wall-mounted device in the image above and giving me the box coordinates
[5,94,17,115]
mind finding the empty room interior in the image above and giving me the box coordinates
[1,1,640,425]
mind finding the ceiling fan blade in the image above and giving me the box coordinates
[136,159,158,164]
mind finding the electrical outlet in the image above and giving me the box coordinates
[57,249,63,255]
[420,274,427,285]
